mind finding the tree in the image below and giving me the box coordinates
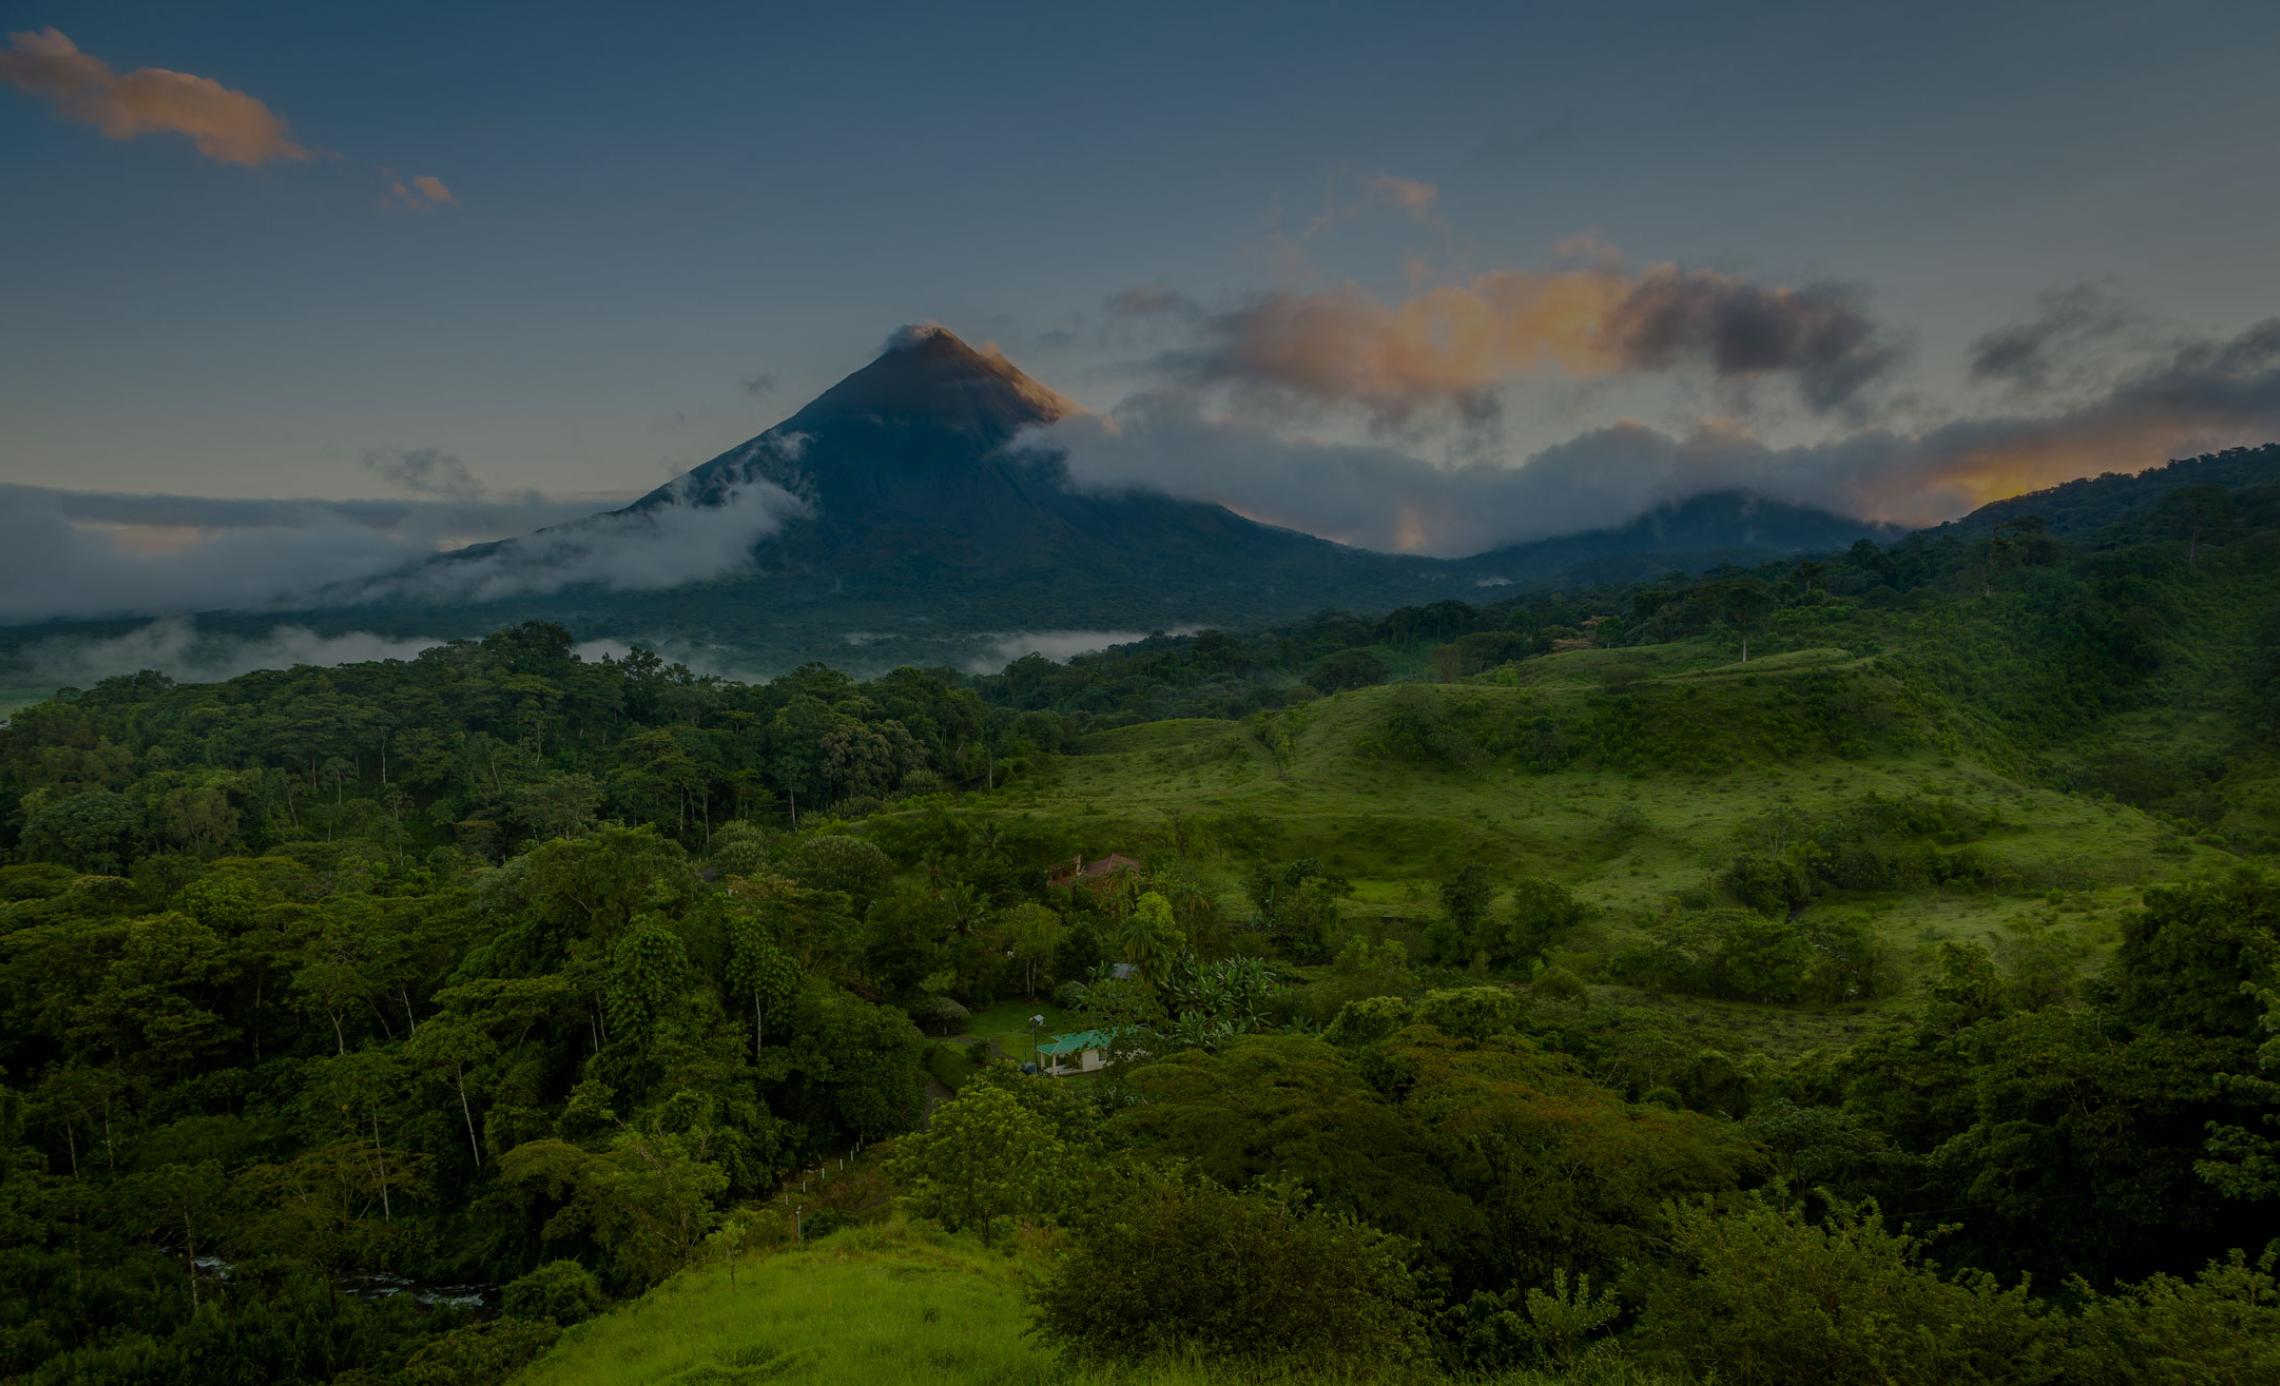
[498,1129,729,1291]
[724,908,799,1058]
[1502,875,1592,967]
[1703,576,1775,662]
[18,788,143,873]
[995,901,1065,999]
[1428,863,1497,965]
[604,915,692,1045]
[2156,484,2235,568]
[117,1160,228,1310]
[405,1008,500,1168]
[1115,891,1185,978]
[887,1080,1075,1241]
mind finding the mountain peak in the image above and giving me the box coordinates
[788,323,1074,439]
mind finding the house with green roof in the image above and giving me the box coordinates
[1034,1027,1125,1076]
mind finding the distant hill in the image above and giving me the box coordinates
[1456,491,1896,589]
[1927,443,2280,539]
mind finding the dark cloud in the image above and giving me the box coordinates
[1161,258,1905,426]
[1033,317,2280,555]
[359,446,482,501]
[740,371,779,398]
[1969,285,2147,395]
[1610,269,1901,416]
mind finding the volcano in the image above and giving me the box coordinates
[117,325,1889,674]
[611,323,1416,599]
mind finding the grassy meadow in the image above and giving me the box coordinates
[970,643,2227,1036]
[516,1219,1663,1386]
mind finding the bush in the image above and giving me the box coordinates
[1724,853,1811,917]
[1325,994,1413,1047]
[500,1259,607,1326]
[1034,1169,1428,1372]
[1613,911,1893,1006]
[1632,1196,2053,1384]
[1052,980,1090,1011]
[1534,965,1589,1003]
[923,1042,974,1090]
[1414,985,1525,1041]
[397,1319,562,1386]
[905,995,972,1035]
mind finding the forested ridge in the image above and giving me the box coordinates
[5,457,2280,1383]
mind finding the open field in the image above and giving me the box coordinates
[515,1219,1625,1386]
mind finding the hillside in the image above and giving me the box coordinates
[515,1220,1245,1386]
[2,451,2278,1383]
[2,331,1942,684]
[1456,490,1894,588]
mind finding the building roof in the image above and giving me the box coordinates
[1036,1028,1120,1056]
[1050,853,1142,886]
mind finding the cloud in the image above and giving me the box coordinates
[1165,254,1903,425]
[1969,284,2149,396]
[382,167,456,210]
[883,322,957,352]
[359,447,482,501]
[963,629,1199,674]
[1363,173,1439,221]
[358,472,809,605]
[740,371,779,398]
[0,27,308,165]
[1106,286,1197,318]
[4,619,446,689]
[1033,317,2280,554]
[0,484,608,623]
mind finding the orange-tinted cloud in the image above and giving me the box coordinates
[1042,318,2280,554]
[0,27,308,166]
[1170,257,1902,422]
[381,168,457,210]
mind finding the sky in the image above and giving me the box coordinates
[5,0,2280,614]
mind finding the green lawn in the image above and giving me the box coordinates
[956,997,1083,1066]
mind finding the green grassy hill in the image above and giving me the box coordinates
[515,1218,1665,1386]
[977,645,2234,1049]
[513,1221,1327,1386]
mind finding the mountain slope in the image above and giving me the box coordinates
[0,326,1976,679]
[1457,491,1896,588]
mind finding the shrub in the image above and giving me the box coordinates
[1632,1196,2054,1384]
[1414,985,1525,1041]
[397,1319,562,1386]
[1724,852,1811,917]
[1534,965,1589,1003]
[500,1259,607,1326]
[1325,994,1413,1047]
[905,995,972,1035]
[1034,1170,1428,1372]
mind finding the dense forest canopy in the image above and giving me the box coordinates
[3,454,2280,1383]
